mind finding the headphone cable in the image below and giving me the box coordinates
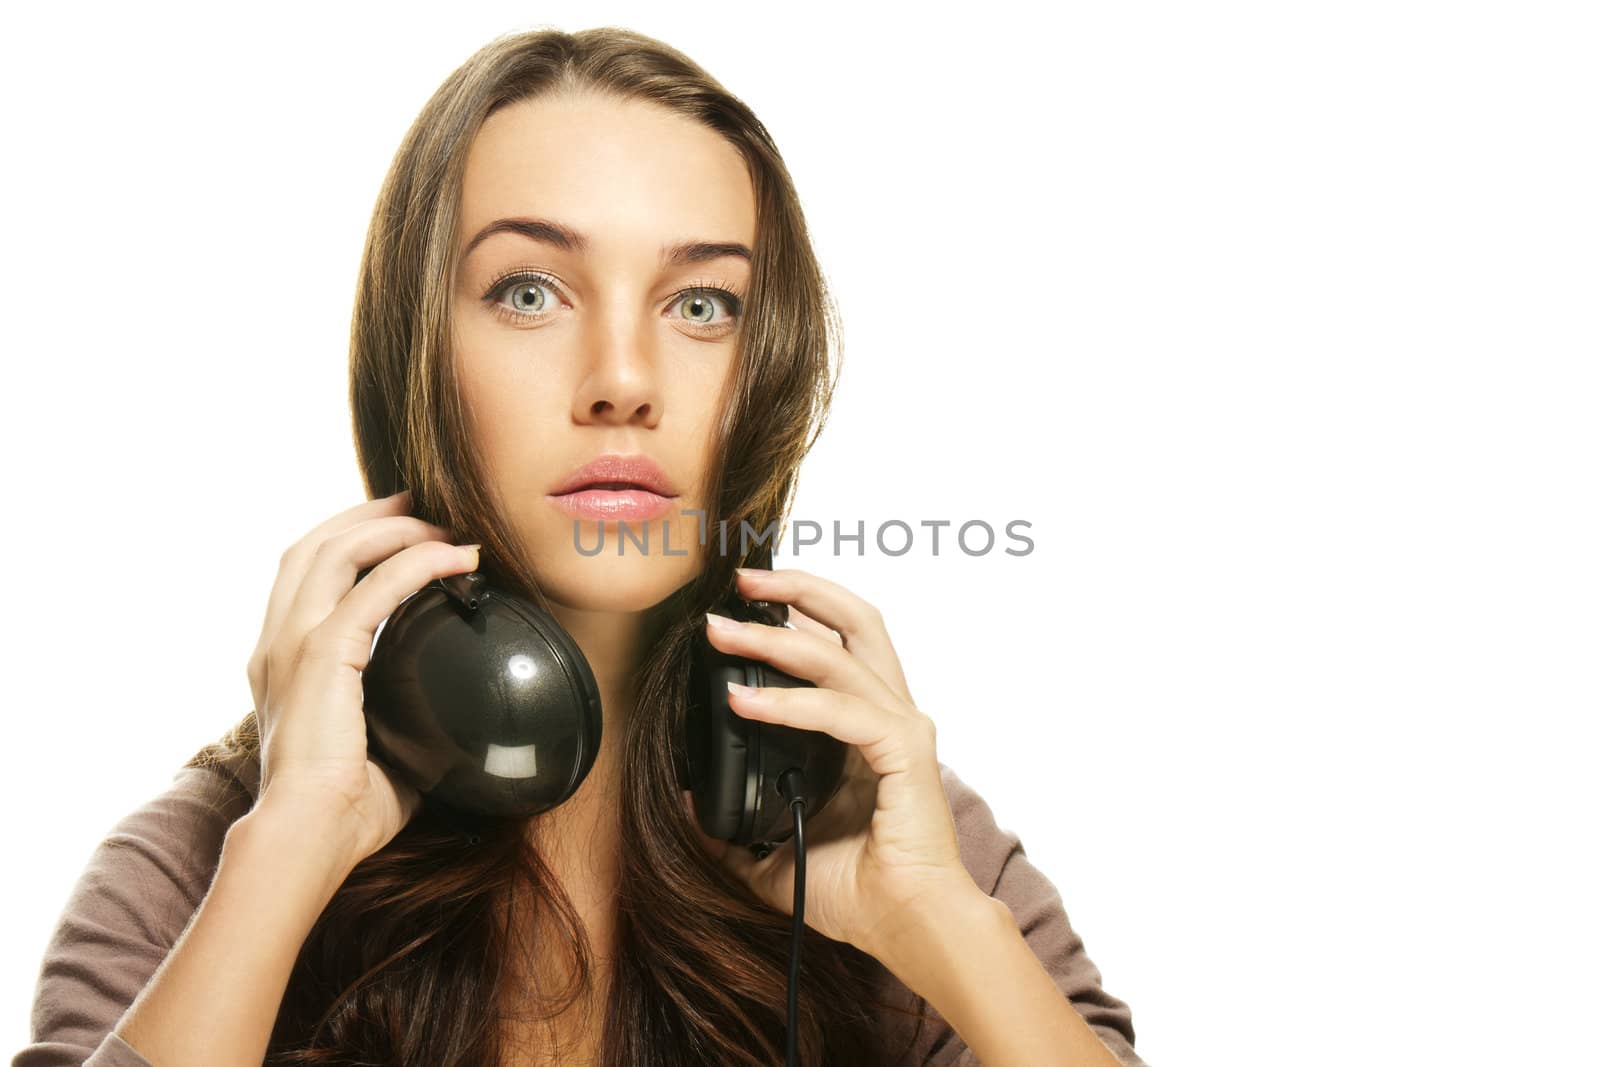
[777,767,809,1067]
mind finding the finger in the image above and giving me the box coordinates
[704,611,907,714]
[393,773,425,824]
[295,489,417,562]
[278,517,466,656]
[266,497,447,643]
[267,539,478,732]
[251,492,438,704]
[786,604,842,646]
[321,540,478,644]
[716,834,772,896]
[734,568,914,705]
[263,492,421,637]
[717,825,801,910]
[726,681,933,779]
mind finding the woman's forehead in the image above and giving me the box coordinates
[457,93,756,263]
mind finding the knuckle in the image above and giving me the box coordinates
[264,645,292,686]
[288,632,319,672]
[310,534,340,562]
[306,623,368,670]
[416,517,453,540]
[299,623,333,660]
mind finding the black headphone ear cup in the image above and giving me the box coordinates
[684,624,747,840]
[362,578,603,818]
[684,611,849,849]
[743,660,848,846]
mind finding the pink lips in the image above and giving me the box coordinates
[547,453,679,522]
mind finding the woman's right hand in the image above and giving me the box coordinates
[243,489,479,870]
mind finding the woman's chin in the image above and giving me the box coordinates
[533,551,701,615]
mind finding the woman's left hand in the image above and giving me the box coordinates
[681,566,983,957]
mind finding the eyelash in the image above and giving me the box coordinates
[480,268,744,334]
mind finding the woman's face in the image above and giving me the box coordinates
[451,91,756,613]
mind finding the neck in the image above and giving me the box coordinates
[502,588,698,978]
[546,599,669,726]
[539,595,673,810]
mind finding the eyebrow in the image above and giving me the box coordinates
[460,216,752,267]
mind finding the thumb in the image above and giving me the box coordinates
[719,839,790,911]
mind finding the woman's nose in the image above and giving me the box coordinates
[570,321,662,427]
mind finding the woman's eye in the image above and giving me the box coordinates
[484,274,739,332]
[504,280,552,314]
[482,274,561,323]
[675,290,738,328]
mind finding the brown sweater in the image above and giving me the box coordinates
[13,746,1145,1066]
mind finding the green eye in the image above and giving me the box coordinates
[506,281,551,313]
[481,270,744,335]
[677,290,739,325]
[483,271,561,321]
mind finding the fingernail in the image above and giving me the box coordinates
[727,680,758,697]
[735,567,769,577]
[705,611,739,630]
[460,543,481,565]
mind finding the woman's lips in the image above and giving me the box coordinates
[546,487,677,522]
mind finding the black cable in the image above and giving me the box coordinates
[777,767,809,1067]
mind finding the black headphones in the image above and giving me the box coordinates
[359,569,848,854]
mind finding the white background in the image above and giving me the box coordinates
[2,3,1596,1064]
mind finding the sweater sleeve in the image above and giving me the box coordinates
[917,763,1148,1067]
[12,767,248,1067]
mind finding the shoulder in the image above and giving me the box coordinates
[62,759,253,949]
[17,756,256,1065]
[937,761,1023,896]
[903,763,1150,1066]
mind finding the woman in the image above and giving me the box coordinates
[16,27,1144,1067]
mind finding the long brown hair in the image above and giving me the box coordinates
[184,26,931,1065]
